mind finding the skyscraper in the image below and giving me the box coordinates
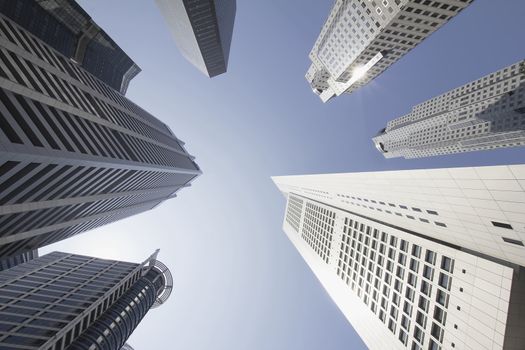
[373,60,525,158]
[273,165,525,349]
[0,250,173,349]
[0,0,141,95]
[0,3,201,259]
[155,0,236,77]
[307,0,473,102]
[0,249,38,271]
[274,165,525,266]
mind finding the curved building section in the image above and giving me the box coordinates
[0,251,173,350]
[155,0,236,77]
[69,259,173,350]
[68,276,158,350]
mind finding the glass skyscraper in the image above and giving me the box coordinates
[0,0,141,95]
[0,250,172,349]
[0,249,38,271]
[155,0,236,77]
[0,1,201,259]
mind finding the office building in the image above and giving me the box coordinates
[307,0,473,102]
[0,3,201,259]
[0,249,37,271]
[155,0,236,77]
[0,250,173,350]
[0,0,141,95]
[373,60,525,158]
[273,165,525,349]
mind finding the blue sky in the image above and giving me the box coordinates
[42,1,525,349]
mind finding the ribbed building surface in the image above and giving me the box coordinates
[373,60,525,158]
[0,250,173,350]
[0,248,37,271]
[307,0,473,102]
[0,9,201,259]
[0,0,141,94]
[273,170,525,350]
[155,0,236,77]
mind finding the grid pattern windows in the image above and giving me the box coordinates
[0,252,140,349]
[307,0,474,100]
[285,195,303,233]
[336,217,454,349]
[374,59,525,159]
[301,203,335,263]
[0,12,201,257]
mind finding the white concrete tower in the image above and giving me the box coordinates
[272,164,525,350]
[307,0,474,102]
[373,60,525,158]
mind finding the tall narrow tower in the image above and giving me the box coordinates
[155,0,236,77]
[373,60,525,158]
[307,0,474,102]
[273,165,525,350]
[0,1,201,259]
[0,250,173,349]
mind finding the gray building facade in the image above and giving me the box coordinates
[0,0,141,94]
[373,60,525,158]
[0,249,38,271]
[155,0,236,77]
[0,5,201,259]
[0,250,173,350]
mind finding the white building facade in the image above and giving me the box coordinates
[272,165,525,350]
[307,0,473,102]
[373,60,525,158]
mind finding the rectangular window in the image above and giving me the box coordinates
[438,273,451,290]
[412,245,421,258]
[436,289,448,307]
[440,256,453,273]
[425,251,436,264]
[413,326,424,343]
[502,237,524,246]
[492,221,513,229]
[423,265,434,280]
[433,307,446,325]
[418,296,429,312]
[416,311,426,327]
[428,339,440,350]
[420,280,432,296]
[431,323,443,342]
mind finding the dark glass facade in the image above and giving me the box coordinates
[0,249,38,271]
[0,7,201,259]
[156,0,236,77]
[184,0,235,77]
[0,0,140,94]
[0,251,172,350]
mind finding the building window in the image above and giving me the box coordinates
[502,237,524,246]
[492,221,513,229]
